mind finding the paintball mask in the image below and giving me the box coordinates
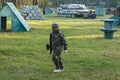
[52,23,59,32]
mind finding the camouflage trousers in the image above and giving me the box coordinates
[52,47,63,69]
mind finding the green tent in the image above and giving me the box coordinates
[0,2,30,32]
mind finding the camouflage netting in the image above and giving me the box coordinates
[21,5,45,20]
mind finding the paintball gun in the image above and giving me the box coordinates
[46,43,52,54]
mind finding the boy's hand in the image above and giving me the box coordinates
[64,50,67,53]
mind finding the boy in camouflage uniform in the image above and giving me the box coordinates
[49,23,68,72]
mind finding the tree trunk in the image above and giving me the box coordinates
[33,0,38,5]
[22,0,25,6]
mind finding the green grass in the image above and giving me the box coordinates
[0,14,120,80]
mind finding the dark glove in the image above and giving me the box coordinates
[46,44,50,50]
[64,44,68,50]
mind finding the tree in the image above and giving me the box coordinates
[22,0,25,6]
[33,0,38,5]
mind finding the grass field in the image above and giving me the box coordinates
[0,14,120,80]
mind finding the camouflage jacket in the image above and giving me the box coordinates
[50,30,67,51]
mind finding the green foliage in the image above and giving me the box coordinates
[0,14,120,80]
[0,0,52,8]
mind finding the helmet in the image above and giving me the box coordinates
[52,23,59,32]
